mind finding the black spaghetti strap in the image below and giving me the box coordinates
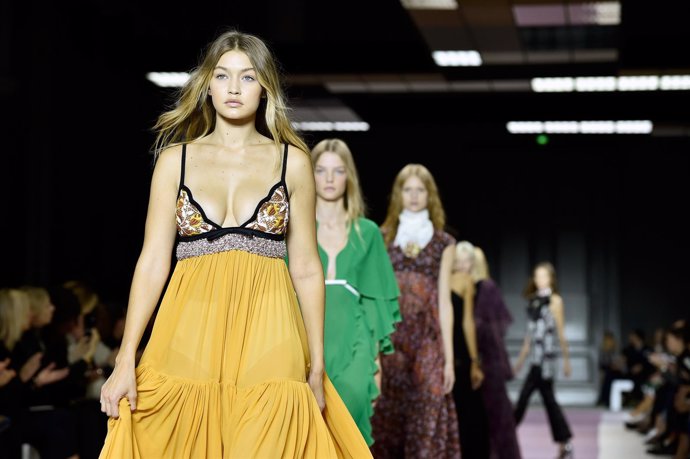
[280,143,288,182]
[180,143,187,189]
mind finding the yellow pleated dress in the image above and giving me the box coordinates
[99,144,372,458]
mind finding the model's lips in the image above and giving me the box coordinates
[225,100,243,106]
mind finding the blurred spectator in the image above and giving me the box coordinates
[1,288,79,459]
[623,328,655,403]
[597,330,625,407]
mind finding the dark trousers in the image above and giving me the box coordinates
[514,365,572,443]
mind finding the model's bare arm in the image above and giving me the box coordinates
[100,146,180,418]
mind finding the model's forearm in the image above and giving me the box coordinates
[117,254,170,363]
[439,300,454,365]
[559,333,570,361]
[462,314,479,362]
[290,264,325,372]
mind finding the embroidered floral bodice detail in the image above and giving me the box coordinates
[176,189,215,236]
[175,184,289,237]
[174,143,290,240]
[244,185,289,234]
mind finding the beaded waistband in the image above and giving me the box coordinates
[176,232,287,260]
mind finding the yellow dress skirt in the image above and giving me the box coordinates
[99,243,371,458]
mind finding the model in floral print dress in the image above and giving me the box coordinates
[371,164,461,459]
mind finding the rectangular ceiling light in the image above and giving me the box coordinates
[513,2,620,26]
[507,120,652,134]
[513,5,566,26]
[568,2,621,25]
[660,75,690,90]
[532,75,690,92]
[400,0,457,9]
[617,76,659,91]
[292,121,370,132]
[432,50,482,67]
[146,72,190,87]
[531,77,575,92]
[575,76,616,91]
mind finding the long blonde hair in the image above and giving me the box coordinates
[311,138,367,231]
[455,241,490,281]
[152,30,308,161]
[473,246,490,281]
[20,286,50,317]
[381,164,446,245]
[0,289,30,351]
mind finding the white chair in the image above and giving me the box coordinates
[609,379,634,412]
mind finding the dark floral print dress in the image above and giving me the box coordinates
[371,229,461,459]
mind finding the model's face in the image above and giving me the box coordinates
[534,267,552,290]
[401,175,428,212]
[31,298,55,328]
[314,152,347,201]
[208,50,263,120]
[453,251,473,274]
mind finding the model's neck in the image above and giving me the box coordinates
[316,197,347,226]
[208,115,261,148]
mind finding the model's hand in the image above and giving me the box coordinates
[373,355,382,408]
[563,360,572,378]
[443,362,455,394]
[470,362,484,390]
[308,369,325,412]
[100,357,137,418]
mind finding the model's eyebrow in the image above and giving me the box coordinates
[213,66,255,72]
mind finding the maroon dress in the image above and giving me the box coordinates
[371,230,461,459]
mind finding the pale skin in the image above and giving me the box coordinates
[450,250,484,390]
[313,151,384,401]
[514,266,572,378]
[400,175,456,394]
[100,49,327,418]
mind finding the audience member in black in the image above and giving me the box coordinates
[670,325,690,458]
[644,323,689,456]
[1,288,78,459]
[623,328,655,402]
[597,330,625,407]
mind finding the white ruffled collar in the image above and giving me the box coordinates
[394,209,434,256]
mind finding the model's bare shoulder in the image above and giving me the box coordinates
[155,144,183,170]
[284,145,312,188]
[152,144,184,185]
[550,294,564,311]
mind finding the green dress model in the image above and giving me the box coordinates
[317,217,401,446]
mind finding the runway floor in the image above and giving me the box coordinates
[517,407,660,459]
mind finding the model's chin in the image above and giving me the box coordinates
[216,109,257,122]
[317,191,345,201]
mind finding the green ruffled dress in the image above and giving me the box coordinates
[317,218,401,445]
